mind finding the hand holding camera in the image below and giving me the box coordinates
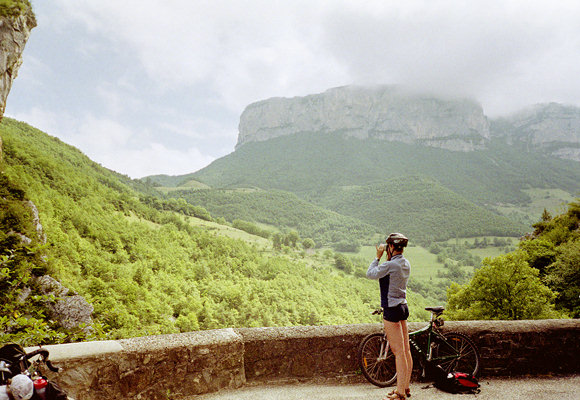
[376,243,386,260]
[376,243,392,261]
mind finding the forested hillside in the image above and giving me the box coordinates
[146,131,580,241]
[188,132,580,204]
[303,176,526,242]
[1,118,439,344]
[164,188,380,247]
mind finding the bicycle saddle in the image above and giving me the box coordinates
[425,306,445,314]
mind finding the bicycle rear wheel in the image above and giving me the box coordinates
[433,332,480,376]
[358,332,397,387]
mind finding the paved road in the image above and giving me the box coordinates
[190,375,580,400]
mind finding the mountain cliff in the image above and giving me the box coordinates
[491,103,580,161]
[236,86,580,161]
[0,2,36,122]
[0,1,36,158]
[237,86,490,152]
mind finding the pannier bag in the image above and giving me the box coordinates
[434,370,481,394]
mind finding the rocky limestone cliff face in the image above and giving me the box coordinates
[0,6,35,160]
[0,8,35,120]
[237,86,490,152]
[491,103,580,161]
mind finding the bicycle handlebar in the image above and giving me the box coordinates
[22,348,60,372]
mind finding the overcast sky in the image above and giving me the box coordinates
[5,0,580,178]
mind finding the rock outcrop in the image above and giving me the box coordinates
[237,86,490,151]
[34,275,95,331]
[0,3,36,156]
[0,5,36,120]
[491,103,580,161]
[237,86,580,161]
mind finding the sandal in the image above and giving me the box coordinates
[386,388,410,398]
[384,390,406,400]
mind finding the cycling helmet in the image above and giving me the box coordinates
[386,232,408,248]
[9,375,33,400]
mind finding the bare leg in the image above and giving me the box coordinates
[400,320,413,394]
[383,320,408,397]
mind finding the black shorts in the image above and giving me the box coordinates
[383,303,409,322]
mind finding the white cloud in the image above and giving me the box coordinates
[52,0,580,115]
[6,106,214,178]
[5,107,64,138]
[8,0,580,178]
[98,143,216,179]
[157,117,236,141]
[95,83,145,118]
[75,116,134,151]
[53,0,350,111]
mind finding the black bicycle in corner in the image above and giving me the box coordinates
[358,306,480,387]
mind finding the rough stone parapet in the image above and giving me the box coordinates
[35,320,580,400]
[36,329,245,400]
[237,324,380,382]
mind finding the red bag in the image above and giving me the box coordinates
[433,368,481,394]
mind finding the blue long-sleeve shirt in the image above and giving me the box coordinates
[367,254,410,307]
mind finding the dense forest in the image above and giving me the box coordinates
[164,188,379,248]
[185,132,580,207]
[1,117,578,347]
[0,118,439,345]
[155,132,580,242]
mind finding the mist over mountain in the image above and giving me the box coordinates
[235,86,580,160]
[151,86,580,243]
[237,86,490,152]
[491,102,580,161]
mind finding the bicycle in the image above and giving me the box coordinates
[358,306,480,387]
[0,344,70,399]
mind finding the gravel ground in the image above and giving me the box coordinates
[188,375,580,400]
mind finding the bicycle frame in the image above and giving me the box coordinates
[378,312,456,366]
[408,314,444,364]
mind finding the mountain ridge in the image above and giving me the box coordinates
[235,86,580,161]
[237,85,490,152]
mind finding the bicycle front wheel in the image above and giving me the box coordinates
[358,332,397,387]
[433,332,480,376]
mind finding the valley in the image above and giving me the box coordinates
[2,87,579,345]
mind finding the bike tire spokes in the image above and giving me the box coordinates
[434,333,479,376]
[359,333,397,387]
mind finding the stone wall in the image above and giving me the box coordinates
[36,320,580,400]
[38,329,245,400]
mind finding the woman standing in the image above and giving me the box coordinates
[366,233,412,400]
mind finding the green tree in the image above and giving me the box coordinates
[447,251,560,320]
[334,253,353,274]
[518,239,556,273]
[541,208,552,222]
[302,238,315,250]
[286,230,300,248]
[332,240,360,253]
[543,239,580,317]
[272,233,283,250]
